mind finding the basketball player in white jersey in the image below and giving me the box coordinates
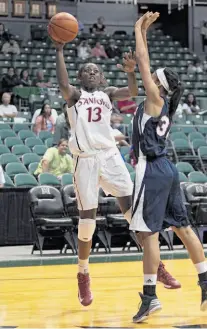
[53,40,181,307]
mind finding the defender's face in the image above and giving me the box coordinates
[80,63,101,88]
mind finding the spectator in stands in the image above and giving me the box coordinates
[195,61,203,73]
[20,69,31,87]
[117,99,137,114]
[187,63,197,75]
[1,67,21,93]
[34,138,73,179]
[53,103,71,145]
[201,21,207,52]
[182,93,200,114]
[105,39,121,59]
[32,70,52,88]
[91,42,108,58]
[111,114,124,134]
[33,103,55,134]
[0,23,9,42]
[1,35,20,55]
[32,104,58,126]
[0,165,5,187]
[91,17,106,35]
[77,40,91,60]
[0,92,17,118]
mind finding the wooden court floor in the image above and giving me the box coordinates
[0,259,207,328]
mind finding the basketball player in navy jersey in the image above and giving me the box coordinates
[53,38,180,307]
[130,12,207,322]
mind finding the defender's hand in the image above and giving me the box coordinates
[117,50,136,73]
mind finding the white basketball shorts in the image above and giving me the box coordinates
[73,148,133,210]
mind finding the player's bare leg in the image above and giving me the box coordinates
[172,226,207,311]
[117,196,181,289]
[77,208,96,307]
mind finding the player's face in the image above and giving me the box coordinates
[80,64,101,89]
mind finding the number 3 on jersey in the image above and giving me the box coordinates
[87,107,102,122]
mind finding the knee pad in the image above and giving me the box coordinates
[78,218,96,242]
[124,207,132,224]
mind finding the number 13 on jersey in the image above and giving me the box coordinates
[87,107,102,122]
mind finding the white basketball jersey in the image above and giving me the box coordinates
[67,89,116,155]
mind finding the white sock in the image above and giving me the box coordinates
[144,274,157,285]
[195,261,207,274]
[78,258,89,274]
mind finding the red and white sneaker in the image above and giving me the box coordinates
[157,261,181,289]
[77,272,93,306]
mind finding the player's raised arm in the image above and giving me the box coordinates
[105,50,138,101]
[54,41,81,107]
[135,12,163,111]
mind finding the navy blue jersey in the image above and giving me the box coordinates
[132,98,170,161]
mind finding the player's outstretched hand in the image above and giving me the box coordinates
[142,11,160,31]
[47,26,65,50]
[117,49,136,73]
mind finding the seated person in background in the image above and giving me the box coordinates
[111,113,124,134]
[91,16,106,35]
[32,104,58,125]
[33,103,55,134]
[0,23,9,42]
[1,67,21,93]
[32,70,52,88]
[195,61,203,73]
[2,35,20,55]
[0,165,5,187]
[91,42,108,58]
[34,138,73,179]
[187,63,197,75]
[20,69,31,87]
[105,39,121,59]
[78,40,91,60]
[0,92,17,118]
[182,93,200,114]
[117,99,137,114]
[53,103,71,145]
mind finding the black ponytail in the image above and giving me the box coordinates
[164,68,184,118]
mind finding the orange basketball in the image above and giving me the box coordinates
[48,12,79,43]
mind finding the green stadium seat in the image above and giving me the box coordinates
[197,127,207,135]
[13,123,30,133]
[14,173,38,187]
[22,153,41,167]
[188,171,207,183]
[5,162,28,177]
[0,145,10,155]
[125,162,134,173]
[120,146,130,156]
[4,173,15,187]
[198,146,207,173]
[38,173,60,186]
[0,123,11,130]
[0,153,20,167]
[45,138,53,148]
[122,114,133,125]
[25,137,43,149]
[38,131,53,141]
[61,173,73,186]
[130,172,135,182]
[170,126,181,133]
[4,137,23,149]
[181,126,196,134]
[188,132,205,142]
[28,162,39,175]
[18,130,36,141]
[170,132,187,141]
[32,145,47,156]
[11,145,31,157]
[178,172,188,182]
[176,162,195,175]
[0,129,16,140]
[191,139,207,153]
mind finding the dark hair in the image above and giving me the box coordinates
[20,69,28,80]
[58,138,68,146]
[78,63,107,87]
[184,93,197,107]
[164,68,184,118]
[39,103,51,116]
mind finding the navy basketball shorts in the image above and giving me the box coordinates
[130,156,189,233]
